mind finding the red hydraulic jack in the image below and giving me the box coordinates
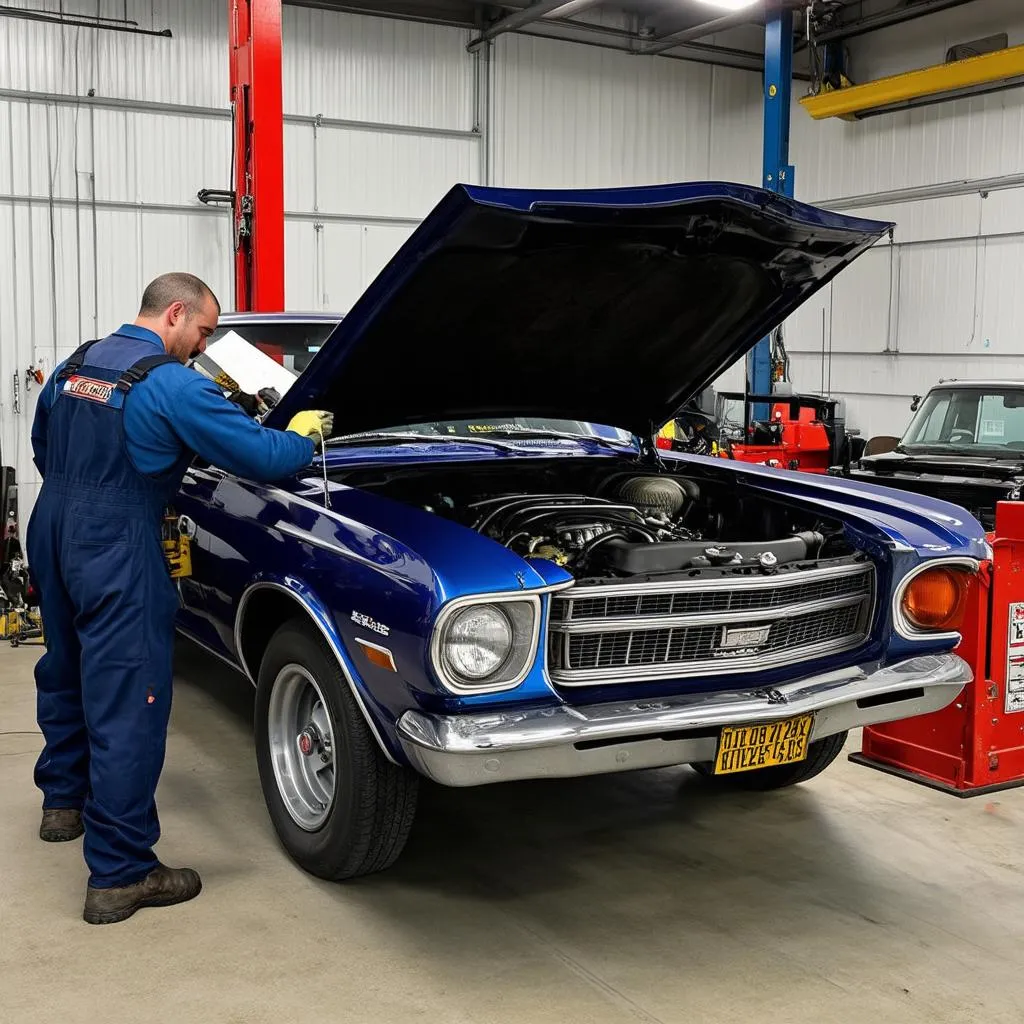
[227,0,284,312]
[851,501,1024,796]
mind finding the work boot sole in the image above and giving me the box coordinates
[40,824,84,842]
[83,868,202,925]
[84,888,201,925]
[39,810,84,843]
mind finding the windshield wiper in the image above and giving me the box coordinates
[471,428,632,451]
[325,431,520,451]
[897,443,967,455]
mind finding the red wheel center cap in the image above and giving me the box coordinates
[298,730,314,756]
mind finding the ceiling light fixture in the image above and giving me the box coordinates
[692,0,760,11]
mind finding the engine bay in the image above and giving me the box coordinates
[332,458,856,580]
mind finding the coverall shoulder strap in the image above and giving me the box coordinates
[57,339,102,379]
[114,353,179,393]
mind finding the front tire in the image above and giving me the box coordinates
[691,731,848,790]
[254,619,418,880]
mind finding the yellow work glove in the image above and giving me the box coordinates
[287,410,334,448]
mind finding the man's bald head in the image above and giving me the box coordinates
[139,273,220,320]
[136,273,221,364]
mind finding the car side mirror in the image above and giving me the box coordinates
[910,395,922,412]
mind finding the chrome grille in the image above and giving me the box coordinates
[551,571,872,622]
[547,563,875,686]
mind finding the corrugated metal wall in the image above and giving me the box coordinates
[5,0,1024,514]
[781,0,1024,439]
[1,0,232,515]
[0,0,765,517]
[0,0,486,514]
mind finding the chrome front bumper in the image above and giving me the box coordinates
[396,654,971,787]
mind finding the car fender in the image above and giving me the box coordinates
[234,574,402,764]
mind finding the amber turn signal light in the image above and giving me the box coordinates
[355,637,397,672]
[901,566,971,632]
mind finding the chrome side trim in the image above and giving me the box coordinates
[234,581,397,764]
[276,521,348,556]
[396,654,971,787]
[891,557,980,643]
[176,627,247,676]
[266,486,347,523]
[552,593,868,634]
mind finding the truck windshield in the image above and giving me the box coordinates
[900,388,1024,455]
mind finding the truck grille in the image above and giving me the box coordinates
[547,563,875,686]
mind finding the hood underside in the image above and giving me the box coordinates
[265,182,891,437]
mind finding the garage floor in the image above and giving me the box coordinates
[2,640,1023,1024]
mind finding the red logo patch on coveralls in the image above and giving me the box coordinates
[64,375,114,403]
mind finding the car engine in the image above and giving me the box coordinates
[333,459,849,580]
[460,476,827,577]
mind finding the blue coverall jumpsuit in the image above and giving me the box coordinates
[28,324,316,889]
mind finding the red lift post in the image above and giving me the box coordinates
[228,0,285,312]
[852,501,1024,795]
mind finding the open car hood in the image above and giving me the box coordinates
[264,182,891,437]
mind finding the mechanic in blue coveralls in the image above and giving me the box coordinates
[27,272,332,925]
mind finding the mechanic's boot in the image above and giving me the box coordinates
[83,863,202,925]
[39,808,84,842]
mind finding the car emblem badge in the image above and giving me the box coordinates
[351,611,390,636]
[715,623,771,657]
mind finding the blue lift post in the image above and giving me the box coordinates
[747,6,795,421]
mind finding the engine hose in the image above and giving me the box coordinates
[575,530,631,566]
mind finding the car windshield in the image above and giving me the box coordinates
[714,397,746,438]
[338,418,634,443]
[899,387,1024,456]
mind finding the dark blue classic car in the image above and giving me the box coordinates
[176,182,987,881]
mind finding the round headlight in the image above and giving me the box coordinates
[901,566,971,631]
[443,604,513,680]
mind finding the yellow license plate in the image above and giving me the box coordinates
[714,714,813,775]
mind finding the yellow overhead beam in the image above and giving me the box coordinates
[800,43,1024,120]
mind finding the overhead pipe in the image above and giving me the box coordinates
[812,0,983,44]
[467,0,603,51]
[642,0,805,58]
[286,0,773,71]
[515,24,776,73]
[0,4,172,36]
[641,4,767,56]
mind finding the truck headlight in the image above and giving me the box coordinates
[432,598,538,693]
[895,560,976,638]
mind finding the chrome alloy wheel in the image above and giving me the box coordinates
[267,664,337,831]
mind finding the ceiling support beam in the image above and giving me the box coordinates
[641,3,766,56]
[467,0,602,51]
[812,0,983,44]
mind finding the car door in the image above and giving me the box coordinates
[174,459,232,654]
[174,316,341,660]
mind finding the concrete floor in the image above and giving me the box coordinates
[3,641,1024,1024]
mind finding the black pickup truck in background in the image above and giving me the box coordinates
[843,380,1024,532]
